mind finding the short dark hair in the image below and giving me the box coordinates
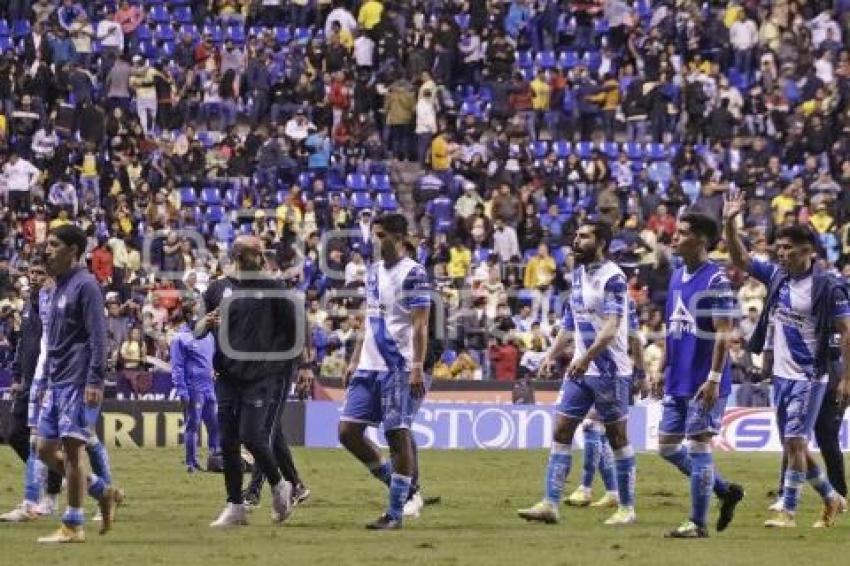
[402,239,417,258]
[375,213,408,236]
[775,224,816,247]
[581,219,614,252]
[51,224,87,260]
[679,211,720,249]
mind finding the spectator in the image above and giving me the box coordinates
[3,152,41,212]
[488,336,520,382]
[120,326,146,370]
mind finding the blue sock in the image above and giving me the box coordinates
[185,429,198,467]
[581,427,601,489]
[599,435,618,493]
[388,474,412,520]
[688,443,715,528]
[62,507,85,527]
[545,442,572,505]
[86,437,112,486]
[807,465,836,502]
[87,474,106,500]
[783,470,806,513]
[24,438,43,504]
[369,461,392,487]
[614,446,636,508]
[660,443,692,476]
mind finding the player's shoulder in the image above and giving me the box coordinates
[705,261,732,288]
[601,260,627,287]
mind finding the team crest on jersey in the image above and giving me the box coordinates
[668,293,696,337]
[223,287,233,298]
[56,294,67,310]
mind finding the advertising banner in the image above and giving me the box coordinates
[305,401,650,450]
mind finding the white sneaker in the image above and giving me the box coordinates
[210,503,248,528]
[768,498,784,512]
[0,502,38,522]
[271,481,294,523]
[604,506,636,526]
[34,497,57,517]
[92,511,103,522]
[403,492,424,518]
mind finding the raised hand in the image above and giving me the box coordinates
[723,187,745,222]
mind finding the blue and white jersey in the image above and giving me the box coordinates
[664,260,737,397]
[31,286,53,396]
[358,257,432,372]
[562,260,632,377]
[750,260,850,382]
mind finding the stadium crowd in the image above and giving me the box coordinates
[0,0,849,407]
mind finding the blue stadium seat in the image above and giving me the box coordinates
[294,27,312,42]
[460,100,483,118]
[455,14,470,30]
[624,142,642,160]
[523,249,537,262]
[377,193,399,211]
[370,174,391,192]
[201,187,222,205]
[138,41,157,60]
[645,143,666,161]
[346,173,368,191]
[224,188,240,207]
[630,160,644,172]
[150,5,169,24]
[226,25,245,44]
[473,248,492,263]
[351,192,373,209]
[558,50,579,69]
[602,141,619,159]
[206,205,224,223]
[275,189,288,204]
[155,24,175,42]
[0,20,10,37]
[516,50,533,69]
[553,140,571,159]
[179,187,197,206]
[326,169,345,190]
[584,51,601,73]
[328,191,347,206]
[530,140,549,159]
[203,25,223,43]
[552,246,567,266]
[275,26,291,44]
[594,19,610,35]
[681,180,701,204]
[298,171,314,188]
[11,19,29,38]
[575,141,592,159]
[0,36,12,52]
[160,41,176,60]
[519,67,534,81]
[174,6,193,24]
[535,50,556,69]
[179,24,199,38]
[478,86,492,103]
[557,197,572,214]
[648,161,672,187]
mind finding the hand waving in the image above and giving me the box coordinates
[723,187,745,222]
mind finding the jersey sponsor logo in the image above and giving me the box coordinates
[668,293,697,337]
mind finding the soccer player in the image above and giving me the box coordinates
[518,219,637,526]
[36,226,119,543]
[338,213,431,530]
[724,190,850,528]
[199,235,295,528]
[0,258,63,521]
[566,303,645,510]
[171,302,220,473]
[656,212,745,538]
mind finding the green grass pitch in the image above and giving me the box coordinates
[1,449,848,565]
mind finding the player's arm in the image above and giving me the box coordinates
[344,309,365,386]
[695,316,733,409]
[170,336,188,402]
[540,298,574,377]
[410,306,430,398]
[722,188,749,272]
[81,280,107,404]
[194,283,220,339]
[832,286,850,406]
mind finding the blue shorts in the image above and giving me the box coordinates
[773,377,827,439]
[341,370,419,431]
[37,383,95,442]
[555,374,631,424]
[659,395,728,437]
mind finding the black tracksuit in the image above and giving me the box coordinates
[8,293,62,495]
[203,276,301,504]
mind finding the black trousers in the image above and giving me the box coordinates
[246,362,302,494]
[815,387,847,497]
[8,386,63,495]
[216,376,283,504]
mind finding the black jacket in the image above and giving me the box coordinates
[203,276,302,383]
[11,294,42,388]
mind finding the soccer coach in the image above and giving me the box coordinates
[197,235,303,528]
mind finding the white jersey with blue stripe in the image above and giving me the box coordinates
[750,260,850,382]
[358,257,431,372]
[563,260,633,377]
[31,287,53,395]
